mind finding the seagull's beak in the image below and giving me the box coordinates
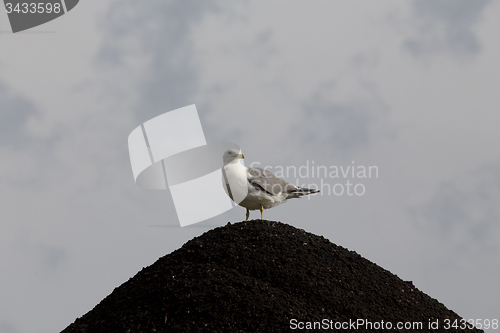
[241,154,245,159]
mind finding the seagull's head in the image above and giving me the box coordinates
[223,149,244,165]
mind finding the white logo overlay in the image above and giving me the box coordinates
[128,105,244,227]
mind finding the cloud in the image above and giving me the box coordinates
[0,322,22,333]
[403,0,492,58]
[98,0,219,124]
[411,161,500,261]
[407,161,500,319]
[296,81,390,157]
[0,82,37,145]
[39,244,67,270]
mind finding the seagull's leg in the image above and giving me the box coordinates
[246,208,249,221]
[260,205,264,220]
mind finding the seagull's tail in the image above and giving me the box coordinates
[288,187,320,198]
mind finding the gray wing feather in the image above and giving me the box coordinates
[247,167,298,195]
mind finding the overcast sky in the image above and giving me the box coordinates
[1,1,499,332]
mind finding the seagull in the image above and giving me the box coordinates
[222,149,319,221]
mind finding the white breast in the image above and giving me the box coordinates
[222,162,249,204]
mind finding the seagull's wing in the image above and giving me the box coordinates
[247,167,298,195]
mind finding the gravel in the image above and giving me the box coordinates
[61,220,483,332]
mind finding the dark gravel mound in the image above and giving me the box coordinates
[62,220,482,332]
